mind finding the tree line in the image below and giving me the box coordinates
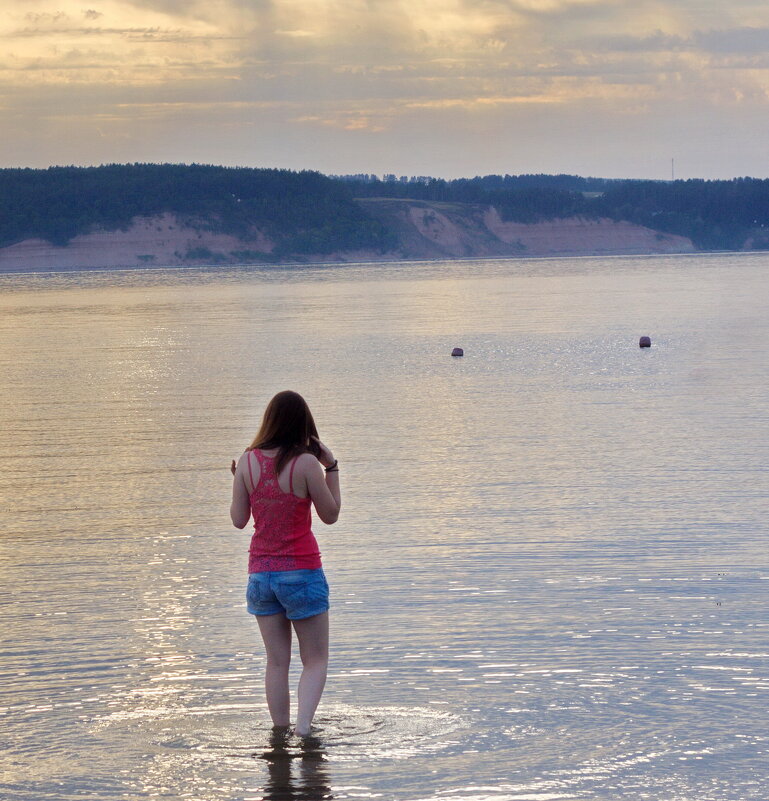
[0,164,395,255]
[338,173,769,250]
[1,164,768,253]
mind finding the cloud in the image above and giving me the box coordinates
[588,30,689,53]
[24,11,70,24]
[589,26,769,55]
[2,0,767,103]
[696,26,769,53]
[1,0,769,175]
[294,112,387,132]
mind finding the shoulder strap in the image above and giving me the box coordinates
[247,450,256,492]
[289,456,299,495]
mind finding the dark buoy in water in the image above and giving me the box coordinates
[451,347,464,357]
[639,336,651,348]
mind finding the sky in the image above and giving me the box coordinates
[2,0,769,179]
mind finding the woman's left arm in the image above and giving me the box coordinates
[230,454,252,529]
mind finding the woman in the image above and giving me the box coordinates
[230,390,341,737]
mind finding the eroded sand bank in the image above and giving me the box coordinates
[0,205,696,272]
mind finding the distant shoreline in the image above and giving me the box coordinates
[4,166,769,272]
[0,208,700,275]
[2,247,765,281]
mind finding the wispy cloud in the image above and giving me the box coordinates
[1,0,769,176]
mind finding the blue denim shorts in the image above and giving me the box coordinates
[246,568,330,620]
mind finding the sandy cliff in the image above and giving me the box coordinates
[360,199,695,260]
[0,213,274,272]
[0,202,696,273]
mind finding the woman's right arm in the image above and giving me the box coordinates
[304,452,341,525]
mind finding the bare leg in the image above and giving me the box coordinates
[256,613,292,727]
[292,612,329,736]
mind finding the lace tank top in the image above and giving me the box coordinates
[247,449,322,573]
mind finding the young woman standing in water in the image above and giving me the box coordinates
[230,391,341,736]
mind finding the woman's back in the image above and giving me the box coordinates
[246,449,321,573]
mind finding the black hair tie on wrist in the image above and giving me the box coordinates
[325,459,338,472]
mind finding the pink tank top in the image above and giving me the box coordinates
[247,449,322,573]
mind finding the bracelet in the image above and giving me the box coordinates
[325,459,338,472]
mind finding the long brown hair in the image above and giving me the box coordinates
[248,391,321,475]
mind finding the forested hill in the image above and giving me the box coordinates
[1,164,769,257]
[0,164,395,256]
[337,173,769,251]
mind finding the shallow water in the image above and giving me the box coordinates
[1,253,768,800]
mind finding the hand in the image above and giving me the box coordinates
[311,436,335,468]
[230,459,237,476]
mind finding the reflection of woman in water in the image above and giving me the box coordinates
[257,727,333,801]
[231,391,341,737]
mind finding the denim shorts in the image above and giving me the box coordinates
[246,568,330,620]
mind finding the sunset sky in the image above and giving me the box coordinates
[2,0,769,179]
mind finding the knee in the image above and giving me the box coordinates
[266,653,291,671]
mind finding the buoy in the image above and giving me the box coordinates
[451,347,464,357]
[639,336,651,348]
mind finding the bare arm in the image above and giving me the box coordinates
[303,442,341,524]
[230,453,252,529]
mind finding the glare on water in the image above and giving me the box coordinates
[0,253,768,800]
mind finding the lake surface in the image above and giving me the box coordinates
[1,253,768,801]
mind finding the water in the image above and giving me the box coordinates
[1,253,768,801]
